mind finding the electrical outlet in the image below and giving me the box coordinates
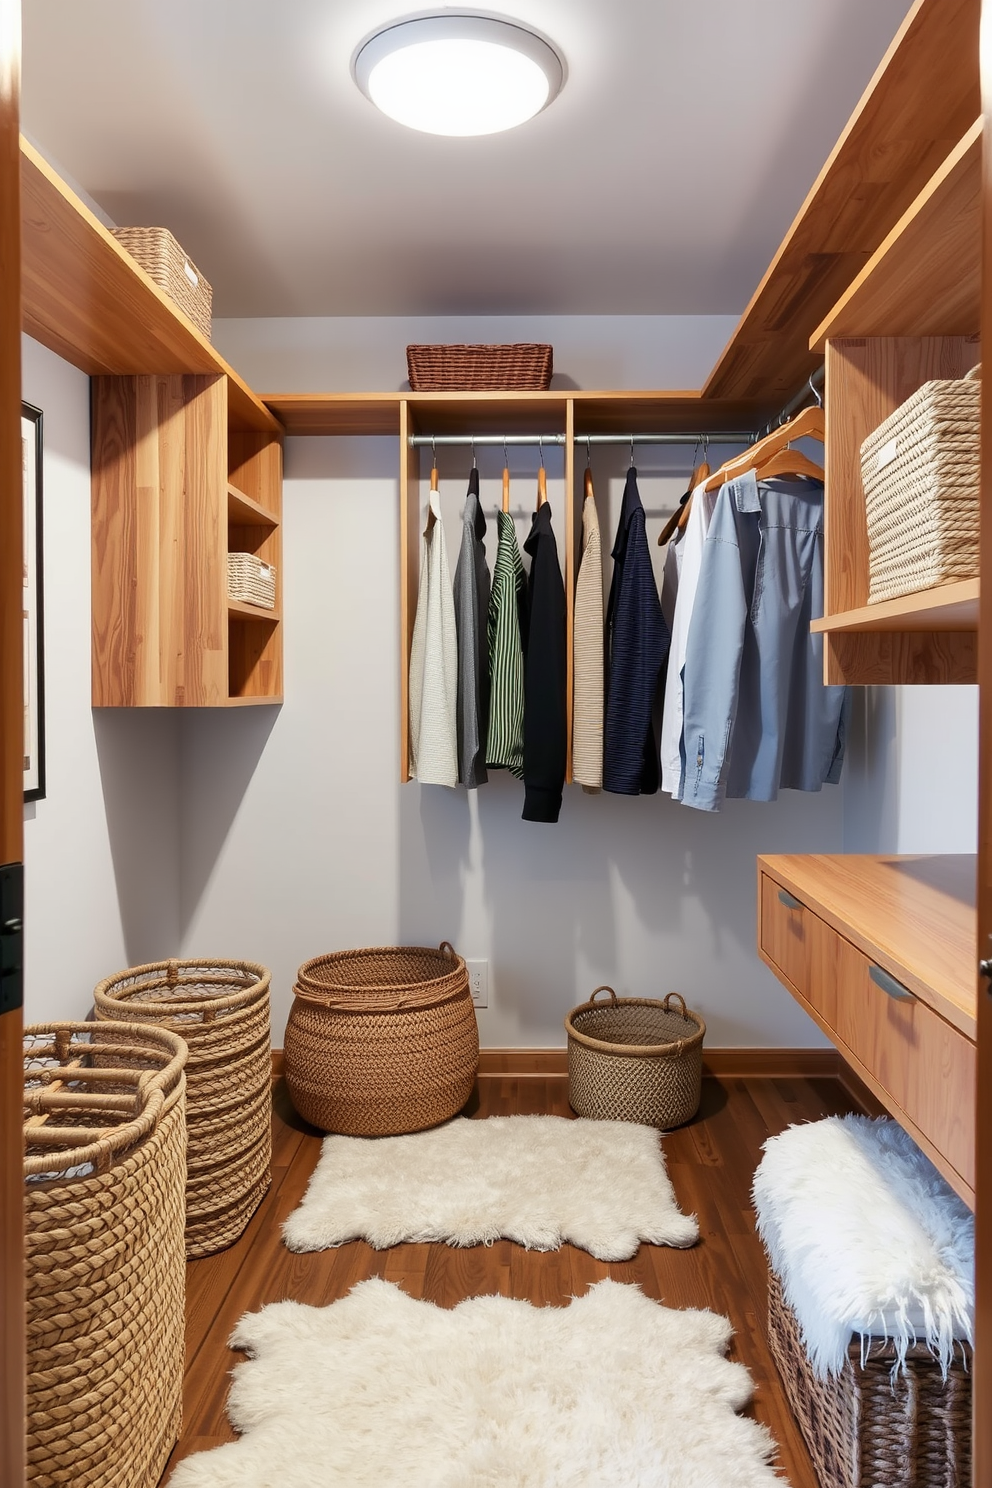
[466,959,488,1008]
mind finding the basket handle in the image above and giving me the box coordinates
[439,940,457,959]
[965,363,982,381]
[663,992,689,1018]
[590,986,618,1005]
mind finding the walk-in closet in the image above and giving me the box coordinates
[1,1,990,1485]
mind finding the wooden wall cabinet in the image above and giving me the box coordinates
[92,374,283,707]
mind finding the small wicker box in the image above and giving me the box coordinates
[860,366,980,604]
[407,343,553,391]
[228,552,277,609]
[564,987,705,1129]
[111,226,213,339]
[766,1270,971,1488]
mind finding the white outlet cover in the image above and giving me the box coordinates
[466,959,488,1008]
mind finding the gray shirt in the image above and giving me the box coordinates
[453,469,490,788]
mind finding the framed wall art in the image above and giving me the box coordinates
[22,402,45,802]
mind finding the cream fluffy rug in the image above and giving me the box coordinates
[283,1115,698,1260]
[169,1279,780,1488]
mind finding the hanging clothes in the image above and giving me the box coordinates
[659,479,720,796]
[603,466,670,796]
[408,487,459,788]
[522,501,566,823]
[572,475,604,793]
[680,470,850,811]
[486,510,527,779]
[453,467,490,788]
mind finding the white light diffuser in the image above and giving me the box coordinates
[353,14,565,137]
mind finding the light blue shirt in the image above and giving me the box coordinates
[680,470,850,811]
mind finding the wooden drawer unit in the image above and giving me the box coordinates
[758,855,977,1207]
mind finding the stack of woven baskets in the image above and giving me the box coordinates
[24,1021,188,1488]
[95,958,272,1257]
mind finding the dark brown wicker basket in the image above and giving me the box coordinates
[285,942,479,1136]
[406,343,553,391]
[767,1269,972,1488]
[565,987,705,1129]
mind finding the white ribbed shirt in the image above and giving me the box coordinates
[409,490,459,787]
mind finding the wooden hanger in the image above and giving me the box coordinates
[502,465,511,513]
[537,465,548,507]
[658,459,710,546]
[584,466,594,502]
[425,461,439,535]
[753,446,824,483]
[703,403,826,492]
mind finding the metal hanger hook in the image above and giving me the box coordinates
[539,435,544,468]
[431,435,437,470]
[471,436,477,469]
[629,434,635,468]
[586,435,592,468]
[503,435,509,469]
[809,373,823,409]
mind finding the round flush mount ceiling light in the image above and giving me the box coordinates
[353,13,565,136]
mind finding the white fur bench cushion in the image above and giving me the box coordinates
[752,1115,973,1378]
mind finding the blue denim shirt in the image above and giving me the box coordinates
[680,470,850,811]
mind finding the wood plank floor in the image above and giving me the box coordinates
[161,1073,864,1485]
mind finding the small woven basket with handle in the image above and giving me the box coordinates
[565,987,705,1128]
[110,226,213,340]
[285,942,479,1136]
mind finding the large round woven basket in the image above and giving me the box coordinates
[285,942,479,1136]
[24,1021,187,1488]
[565,987,705,1129]
[94,958,271,1258]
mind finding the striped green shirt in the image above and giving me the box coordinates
[486,511,527,779]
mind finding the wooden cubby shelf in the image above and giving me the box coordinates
[812,579,979,635]
[228,599,281,622]
[228,482,279,528]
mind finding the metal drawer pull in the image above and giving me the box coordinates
[777,889,802,910]
[869,965,916,1003]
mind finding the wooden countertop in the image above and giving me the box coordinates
[758,854,977,1040]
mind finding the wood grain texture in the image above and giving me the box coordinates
[811,119,982,349]
[160,1073,871,1487]
[705,0,981,407]
[823,628,978,685]
[811,577,979,633]
[758,855,977,1037]
[399,401,418,783]
[564,398,575,784]
[20,138,278,435]
[91,374,229,706]
[227,432,282,701]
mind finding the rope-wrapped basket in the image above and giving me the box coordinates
[285,942,479,1135]
[24,1021,188,1488]
[94,958,271,1257]
[565,987,705,1129]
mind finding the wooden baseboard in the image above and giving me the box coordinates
[269,1047,844,1082]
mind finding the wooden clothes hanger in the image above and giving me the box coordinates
[502,465,511,513]
[703,402,826,492]
[658,447,710,546]
[425,459,439,534]
[537,465,548,507]
[584,466,594,502]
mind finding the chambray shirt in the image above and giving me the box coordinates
[680,471,850,811]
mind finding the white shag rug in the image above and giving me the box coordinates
[283,1115,698,1261]
[169,1278,780,1488]
[753,1115,974,1378]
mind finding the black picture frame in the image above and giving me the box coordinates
[22,402,45,803]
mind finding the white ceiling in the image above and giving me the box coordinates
[22,0,915,319]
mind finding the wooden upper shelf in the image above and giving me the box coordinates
[20,138,280,435]
[811,120,982,349]
[704,0,980,408]
[811,579,980,635]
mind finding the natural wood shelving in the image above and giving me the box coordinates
[810,119,982,350]
[228,599,280,621]
[811,578,980,635]
[228,483,279,528]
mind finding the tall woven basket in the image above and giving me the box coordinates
[285,942,479,1136]
[94,959,272,1258]
[565,987,705,1128]
[767,1271,972,1488]
[24,1021,187,1488]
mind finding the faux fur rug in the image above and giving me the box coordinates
[753,1115,974,1378]
[283,1115,698,1261]
[169,1279,780,1488]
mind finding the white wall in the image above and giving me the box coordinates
[21,336,182,1025]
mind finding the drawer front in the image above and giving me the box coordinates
[759,873,808,999]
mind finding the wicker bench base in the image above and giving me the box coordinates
[767,1271,971,1488]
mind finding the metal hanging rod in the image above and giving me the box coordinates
[408,431,752,448]
[759,365,825,438]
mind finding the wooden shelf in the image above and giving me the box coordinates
[811,119,982,350]
[222,694,283,707]
[228,482,279,527]
[812,578,979,634]
[228,598,280,621]
[20,137,281,436]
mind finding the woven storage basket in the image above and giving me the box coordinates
[110,226,212,339]
[94,959,271,1258]
[767,1270,972,1488]
[565,987,705,1128]
[24,1021,187,1488]
[861,365,980,604]
[406,343,553,391]
[227,553,277,609]
[285,942,479,1135]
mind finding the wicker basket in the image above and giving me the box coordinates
[861,365,980,604]
[94,959,272,1258]
[406,343,553,391]
[110,226,212,340]
[767,1270,971,1488]
[565,987,705,1128]
[285,942,479,1135]
[24,1021,187,1488]
[228,553,277,610]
